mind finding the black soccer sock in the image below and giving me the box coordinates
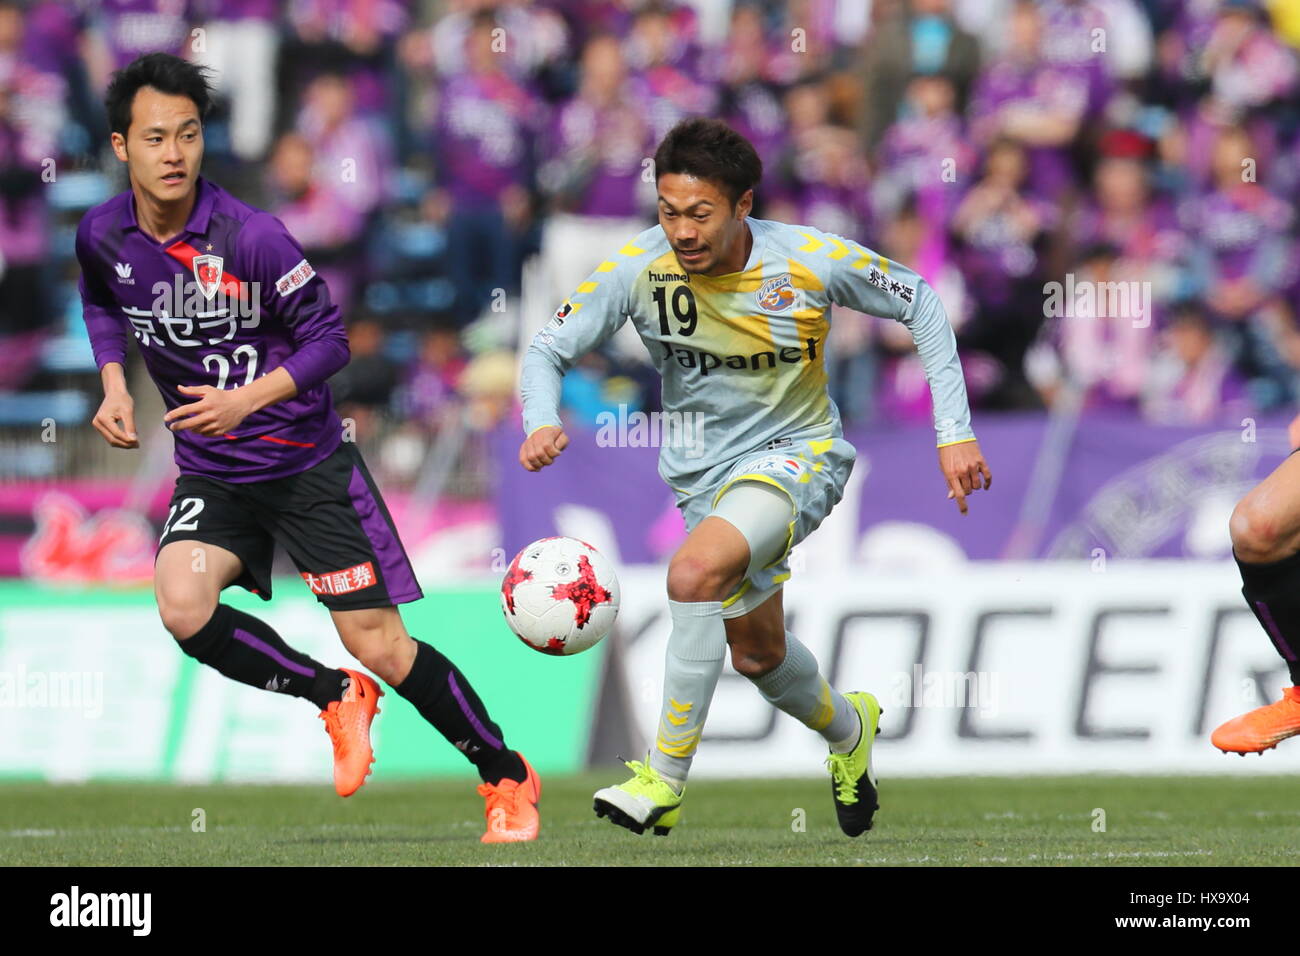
[1237,549,1300,685]
[178,604,350,710]
[394,639,526,784]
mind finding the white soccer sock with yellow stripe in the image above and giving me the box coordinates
[751,633,859,751]
[647,599,726,790]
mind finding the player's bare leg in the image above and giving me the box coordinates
[332,606,540,841]
[1213,447,1300,753]
[722,587,786,677]
[157,541,347,708]
[155,539,364,791]
[331,606,416,686]
[156,539,243,640]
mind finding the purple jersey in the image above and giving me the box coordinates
[0,55,65,265]
[719,81,787,170]
[969,58,1090,198]
[876,113,977,222]
[954,191,1055,308]
[547,97,650,218]
[22,1,87,76]
[1179,185,1295,286]
[1039,0,1117,108]
[76,177,349,482]
[97,0,195,69]
[434,72,542,204]
[197,0,277,21]
[1074,196,1186,267]
[627,64,717,142]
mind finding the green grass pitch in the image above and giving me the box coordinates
[1,774,1297,866]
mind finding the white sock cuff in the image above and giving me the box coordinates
[666,599,725,661]
[668,599,724,620]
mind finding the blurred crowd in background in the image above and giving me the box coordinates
[2,0,1300,490]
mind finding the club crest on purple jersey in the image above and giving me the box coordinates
[193,254,224,298]
[757,273,796,312]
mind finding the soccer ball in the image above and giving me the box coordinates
[500,536,620,655]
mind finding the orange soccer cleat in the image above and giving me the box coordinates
[319,669,383,796]
[477,753,542,844]
[1211,686,1300,754]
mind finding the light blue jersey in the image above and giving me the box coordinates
[520,217,975,488]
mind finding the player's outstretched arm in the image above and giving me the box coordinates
[91,362,139,449]
[820,228,990,513]
[939,439,992,516]
[519,425,570,472]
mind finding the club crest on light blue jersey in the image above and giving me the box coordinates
[757,273,796,312]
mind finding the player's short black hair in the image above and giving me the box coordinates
[105,52,214,138]
[653,118,762,209]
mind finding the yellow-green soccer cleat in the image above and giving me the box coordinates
[825,691,882,837]
[592,757,683,836]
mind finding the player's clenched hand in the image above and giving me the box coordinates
[164,384,255,437]
[520,426,569,472]
[939,440,992,516]
[92,390,139,449]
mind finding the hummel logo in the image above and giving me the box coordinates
[265,675,290,692]
[454,738,481,755]
[114,262,135,285]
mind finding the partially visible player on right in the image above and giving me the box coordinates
[1212,416,1300,753]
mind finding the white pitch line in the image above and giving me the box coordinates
[829,849,1216,865]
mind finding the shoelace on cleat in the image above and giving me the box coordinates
[623,759,666,795]
[319,707,345,754]
[825,752,858,806]
[477,779,526,831]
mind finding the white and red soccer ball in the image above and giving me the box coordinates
[500,536,620,655]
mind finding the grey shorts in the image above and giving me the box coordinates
[672,436,857,617]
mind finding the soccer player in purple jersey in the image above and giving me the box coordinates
[76,52,540,843]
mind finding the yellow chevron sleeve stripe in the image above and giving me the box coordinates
[576,281,599,294]
[798,231,825,253]
[619,242,644,256]
[596,260,617,272]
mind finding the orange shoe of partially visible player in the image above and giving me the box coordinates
[477,753,541,843]
[1211,686,1300,754]
[318,669,383,796]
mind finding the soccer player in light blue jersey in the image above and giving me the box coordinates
[519,118,992,837]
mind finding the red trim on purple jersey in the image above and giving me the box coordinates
[164,240,248,298]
